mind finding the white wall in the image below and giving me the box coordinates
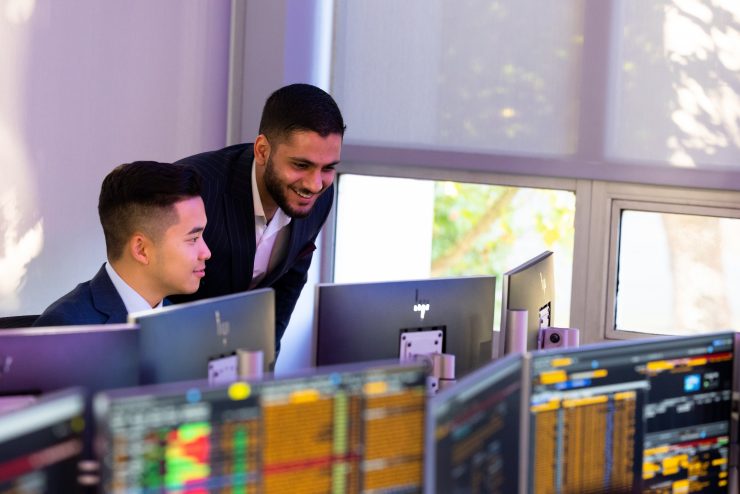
[0,0,231,315]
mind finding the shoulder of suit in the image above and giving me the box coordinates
[34,280,97,326]
[175,143,254,168]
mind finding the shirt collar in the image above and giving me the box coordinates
[105,262,163,314]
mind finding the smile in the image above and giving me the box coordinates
[293,189,314,199]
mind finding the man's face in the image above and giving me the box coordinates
[258,130,342,219]
[149,196,211,297]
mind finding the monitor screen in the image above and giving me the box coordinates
[95,361,428,492]
[499,250,555,355]
[528,331,736,493]
[129,289,275,385]
[0,389,85,494]
[425,353,525,493]
[315,276,496,378]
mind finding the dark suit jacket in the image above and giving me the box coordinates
[174,143,334,348]
[33,265,128,326]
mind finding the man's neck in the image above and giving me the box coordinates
[108,261,163,309]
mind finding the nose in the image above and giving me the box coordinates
[304,168,323,193]
[200,239,212,261]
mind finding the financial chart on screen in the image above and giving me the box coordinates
[426,354,524,493]
[96,363,428,493]
[528,332,736,493]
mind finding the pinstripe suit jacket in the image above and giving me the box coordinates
[174,143,334,348]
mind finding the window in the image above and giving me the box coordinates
[333,174,576,330]
[599,190,740,338]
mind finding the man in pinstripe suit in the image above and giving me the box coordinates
[174,84,345,353]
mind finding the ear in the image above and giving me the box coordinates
[128,233,152,266]
[254,134,271,166]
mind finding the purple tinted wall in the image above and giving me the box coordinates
[0,1,231,315]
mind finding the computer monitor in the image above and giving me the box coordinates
[0,324,139,396]
[95,361,428,492]
[425,353,526,493]
[0,324,139,463]
[315,276,496,378]
[129,289,275,385]
[499,250,554,355]
[0,388,86,493]
[528,331,736,493]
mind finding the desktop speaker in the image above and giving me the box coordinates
[538,327,580,350]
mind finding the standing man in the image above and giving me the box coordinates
[174,83,345,352]
[34,162,211,326]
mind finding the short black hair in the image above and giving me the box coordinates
[258,83,346,144]
[98,161,202,261]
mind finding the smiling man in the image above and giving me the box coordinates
[34,162,211,326]
[173,83,345,351]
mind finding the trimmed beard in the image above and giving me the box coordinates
[263,154,321,219]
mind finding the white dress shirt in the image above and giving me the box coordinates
[105,262,164,314]
[250,161,291,288]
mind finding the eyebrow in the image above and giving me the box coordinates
[186,226,205,235]
[289,157,341,168]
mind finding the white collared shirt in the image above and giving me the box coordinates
[250,160,291,288]
[105,262,164,313]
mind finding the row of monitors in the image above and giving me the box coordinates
[0,250,553,396]
[2,330,738,493]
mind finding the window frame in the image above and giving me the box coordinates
[581,181,740,343]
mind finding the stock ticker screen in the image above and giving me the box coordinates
[426,354,523,493]
[0,390,85,494]
[95,363,427,493]
[529,332,735,494]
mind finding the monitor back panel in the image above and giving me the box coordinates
[316,276,495,377]
[500,250,554,353]
[0,324,139,396]
[132,289,275,385]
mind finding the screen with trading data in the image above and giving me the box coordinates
[529,332,735,494]
[426,353,524,493]
[0,389,86,494]
[95,362,428,493]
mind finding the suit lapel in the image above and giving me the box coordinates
[89,265,128,323]
[224,149,256,292]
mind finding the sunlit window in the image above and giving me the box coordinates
[333,175,576,330]
[615,209,740,334]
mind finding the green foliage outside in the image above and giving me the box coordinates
[430,181,576,279]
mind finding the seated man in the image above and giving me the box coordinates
[34,161,211,326]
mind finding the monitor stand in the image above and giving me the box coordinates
[399,326,455,394]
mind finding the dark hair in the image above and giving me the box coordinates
[258,83,346,143]
[98,161,202,261]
